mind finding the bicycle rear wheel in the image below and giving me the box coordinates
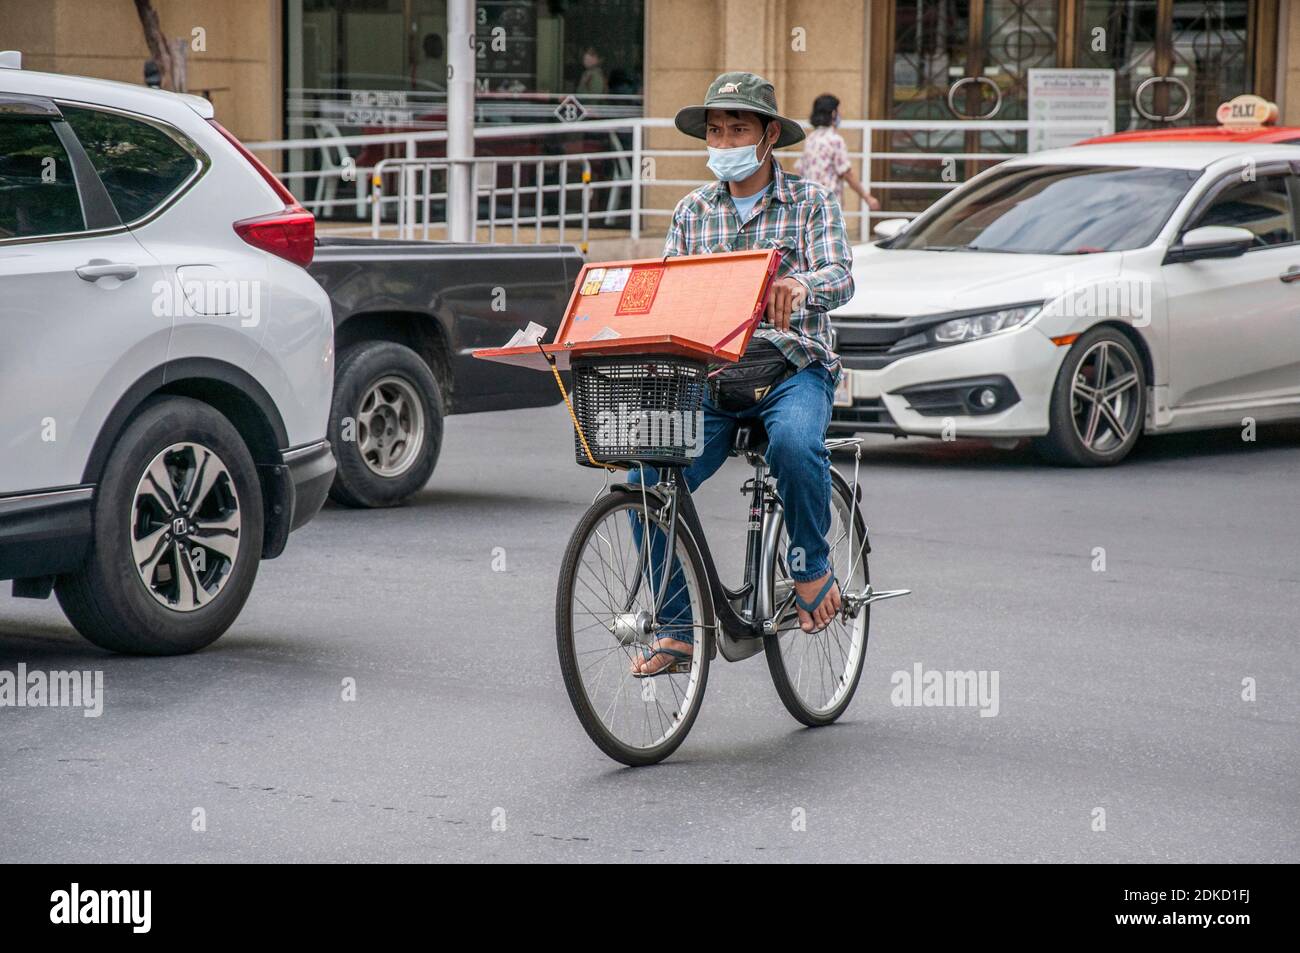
[556,490,714,766]
[765,471,870,726]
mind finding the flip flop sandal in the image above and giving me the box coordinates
[631,644,694,679]
[793,574,840,635]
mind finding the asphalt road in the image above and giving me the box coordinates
[2,405,1297,862]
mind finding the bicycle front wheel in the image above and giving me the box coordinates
[556,490,714,766]
[765,470,871,727]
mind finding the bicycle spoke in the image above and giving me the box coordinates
[771,480,869,717]
[563,497,707,757]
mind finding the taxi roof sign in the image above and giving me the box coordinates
[1217,94,1278,129]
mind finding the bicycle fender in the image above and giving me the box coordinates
[830,467,871,554]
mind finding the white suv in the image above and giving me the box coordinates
[0,57,335,653]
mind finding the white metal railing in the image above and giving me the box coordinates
[371,151,640,244]
[246,117,1105,244]
[285,89,644,129]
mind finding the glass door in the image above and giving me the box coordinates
[883,0,1064,217]
[1165,0,1254,125]
[876,0,1273,226]
[970,0,1064,164]
[1076,0,1258,131]
[1075,0,1161,129]
[883,0,977,219]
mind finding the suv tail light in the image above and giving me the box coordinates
[209,119,316,268]
[232,209,316,268]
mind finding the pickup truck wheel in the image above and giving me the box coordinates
[55,396,264,655]
[328,341,444,508]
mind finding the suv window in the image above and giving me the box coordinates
[0,118,85,240]
[1188,172,1297,247]
[61,106,199,223]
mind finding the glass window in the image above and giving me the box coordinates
[1188,174,1296,247]
[0,118,84,240]
[891,164,1199,255]
[286,0,644,135]
[284,0,645,220]
[61,107,199,223]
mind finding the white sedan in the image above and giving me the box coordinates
[829,141,1300,465]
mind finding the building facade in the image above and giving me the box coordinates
[5,0,1299,229]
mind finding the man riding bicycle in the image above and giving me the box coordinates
[629,71,856,676]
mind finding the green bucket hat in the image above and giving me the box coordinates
[674,71,806,149]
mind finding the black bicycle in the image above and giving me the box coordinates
[552,354,908,766]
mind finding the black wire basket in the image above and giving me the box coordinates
[569,354,709,467]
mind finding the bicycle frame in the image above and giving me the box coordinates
[616,465,763,654]
[615,436,908,665]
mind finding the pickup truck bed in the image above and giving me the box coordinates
[309,237,583,507]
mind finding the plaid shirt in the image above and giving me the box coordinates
[663,157,854,380]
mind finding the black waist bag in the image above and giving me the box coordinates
[707,336,795,412]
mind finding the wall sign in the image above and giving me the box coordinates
[1028,69,1115,152]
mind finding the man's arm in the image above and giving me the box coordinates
[663,203,688,258]
[790,191,855,312]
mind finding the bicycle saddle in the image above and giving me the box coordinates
[730,421,769,456]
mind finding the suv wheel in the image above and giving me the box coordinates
[56,397,264,654]
[328,341,444,508]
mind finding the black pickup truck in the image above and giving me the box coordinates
[309,238,583,507]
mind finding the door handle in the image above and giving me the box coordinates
[76,259,139,282]
[1280,266,1300,284]
[1133,76,1192,123]
[946,76,1002,120]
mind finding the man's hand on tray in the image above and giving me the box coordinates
[763,277,808,332]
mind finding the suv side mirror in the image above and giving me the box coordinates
[1164,225,1256,264]
[873,217,911,240]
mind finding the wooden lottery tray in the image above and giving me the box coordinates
[472,248,780,371]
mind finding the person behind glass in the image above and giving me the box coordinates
[576,47,608,96]
[796,94,880,212]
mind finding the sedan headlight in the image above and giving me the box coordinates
[893,304,1042,352]
[932,305,1041,342]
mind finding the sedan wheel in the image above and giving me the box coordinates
[1069,340,1142,456]
[1035,326,1147,467]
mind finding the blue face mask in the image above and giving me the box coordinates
[707,137,774,182]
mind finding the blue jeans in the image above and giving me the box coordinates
[627,363,836,646]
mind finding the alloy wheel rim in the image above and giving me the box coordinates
[130,442,241,612]
[357,375,425,477]
[1070,341,1141,455]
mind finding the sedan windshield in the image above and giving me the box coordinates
[891,164,1200,255]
